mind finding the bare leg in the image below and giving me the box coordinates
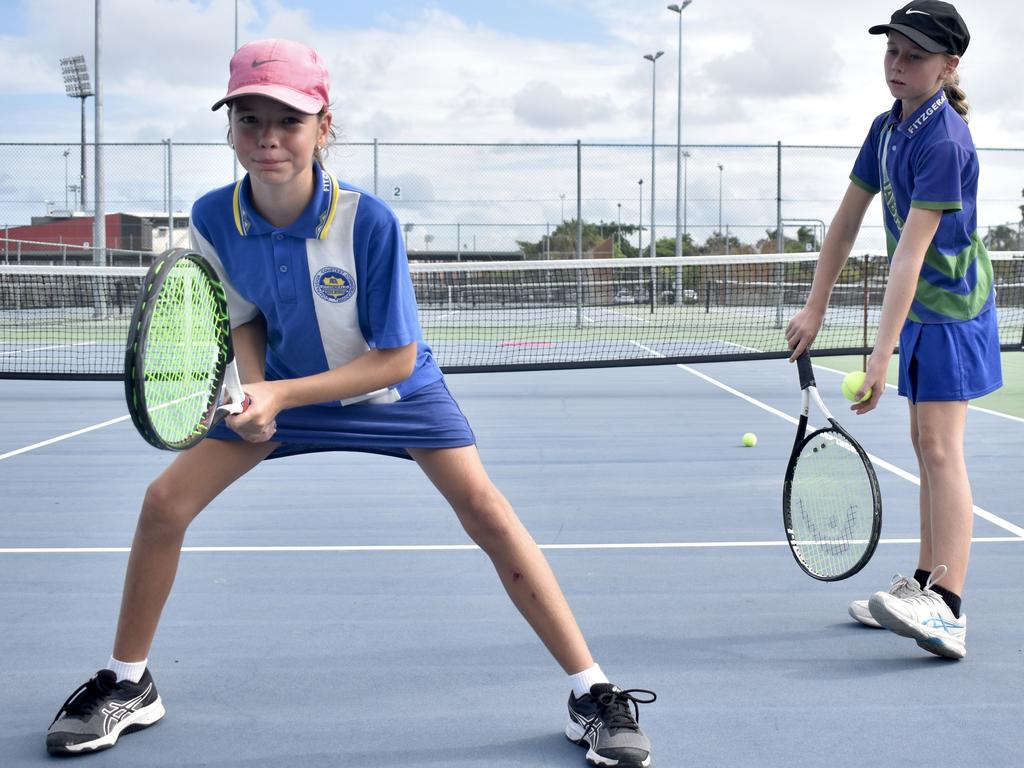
[409,445,594,674]
[908,403,933,573]
[911,401,972,595]
[112,439,277,661]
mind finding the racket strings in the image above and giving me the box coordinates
[789,429,877,578]
[142,260,229,445]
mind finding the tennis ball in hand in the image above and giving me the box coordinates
[742,432,757,447]
[842,371,872,403]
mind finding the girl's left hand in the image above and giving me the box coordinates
[851,354,889,415]
[226,380,282,442]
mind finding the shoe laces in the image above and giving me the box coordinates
[49,670,120,726]
[887,573,922,597]
[897,566,951,607]
[595,687,657,733]
[922,564,949,592]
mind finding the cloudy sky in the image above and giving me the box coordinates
[0,0,1020,248]
[2,0,1019,147]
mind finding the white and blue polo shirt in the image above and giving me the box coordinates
[850,89,994,323]
[189,163,442,405]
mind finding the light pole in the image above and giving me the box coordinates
[644,51,663,310]
[717,162,724,238]
[616,202,622,256]
[638,179,644,260]
[683,150,691,244]
[668,1,693,261]
[560,193,566,224]
[643,51,663,263]
[63,149,70,210]
[59,54,93,211]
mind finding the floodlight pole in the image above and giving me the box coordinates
[93,0,105,268]
[717,163,724,236]
[60,55,93,211]
[668,1,692,261]
[638,179,643,258]
[683,150,690,240]
[79,97,88,210]
[644,51,663,311]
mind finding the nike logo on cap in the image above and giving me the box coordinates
[252,58,283,67]
[905,8,931,14]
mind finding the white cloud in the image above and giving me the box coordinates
[512,81,609,129]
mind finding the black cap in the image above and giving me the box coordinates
[869,1,970,56]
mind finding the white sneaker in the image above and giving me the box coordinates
[868,566,967,659]
[848,574,922,629]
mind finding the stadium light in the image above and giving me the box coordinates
[718,162,724,236]
[668,1,693,260]
[683,150,691,241]
[643,51,663,310]
[643,51,663,263]
[59,55,93,211]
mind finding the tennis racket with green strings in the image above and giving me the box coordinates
[782,351,882,581]
[124,249,250,451]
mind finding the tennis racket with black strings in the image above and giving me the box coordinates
[782,351,882,581]
[125,248,250,451]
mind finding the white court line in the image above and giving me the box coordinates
[0,415,131,462]
[4,355,1022,550]
[630,341,1024,539]
[0,341,98,357]
[2,537,1022,555]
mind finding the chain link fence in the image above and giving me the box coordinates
[2,140,1022,263]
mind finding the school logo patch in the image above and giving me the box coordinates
[313,266,355,303]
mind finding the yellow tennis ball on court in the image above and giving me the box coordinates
[842,371,872,403]
[742,432,757,447]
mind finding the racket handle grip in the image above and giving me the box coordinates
[240,394,252,412]
[796,351,816,389]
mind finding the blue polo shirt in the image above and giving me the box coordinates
[850,90,994,323]
[188,163,442,405]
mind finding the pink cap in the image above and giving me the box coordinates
[212,39,330,113]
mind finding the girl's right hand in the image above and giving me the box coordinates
[785,305,825,361]
[225,380,281,443]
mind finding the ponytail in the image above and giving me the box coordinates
[944,69,970,122]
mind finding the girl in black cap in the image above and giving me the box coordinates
[787,1,999,660]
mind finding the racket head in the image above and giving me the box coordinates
[124,249,233,451]
[782,422,882,581]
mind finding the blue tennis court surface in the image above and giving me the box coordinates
[3,360,1023,767]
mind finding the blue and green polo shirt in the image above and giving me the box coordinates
[188,162,442,405]
[850,89,994,323]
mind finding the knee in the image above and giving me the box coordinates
[455,486,517,551]
[915,429,959,470]
[139,479,196,536]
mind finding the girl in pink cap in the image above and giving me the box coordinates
[46,39,656,768]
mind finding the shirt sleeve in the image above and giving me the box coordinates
[188,221,260,328]
[910,139,965,212]
[361,210,424,349]
[849,113,886,194]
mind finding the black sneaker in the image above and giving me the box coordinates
[46,668,165,756]
[566,683,656,767]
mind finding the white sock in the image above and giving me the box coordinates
[107,656,147,684]
[569,663,609,698]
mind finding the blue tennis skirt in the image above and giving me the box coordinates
[208,377,476,460]
[897,307,1003,403]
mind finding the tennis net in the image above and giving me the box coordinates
[2,251,1022,379]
